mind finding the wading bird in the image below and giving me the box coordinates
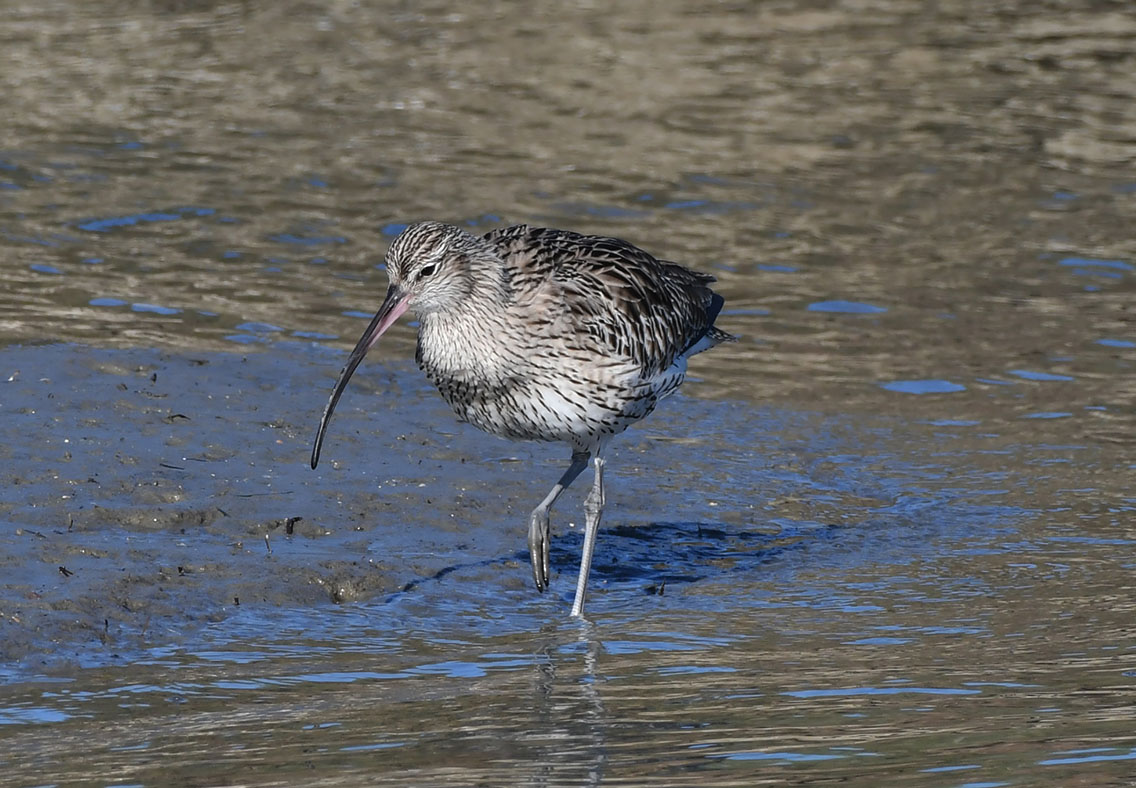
[311,222,732,617]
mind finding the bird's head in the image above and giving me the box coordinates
[385,221,495,316]
[310,221,497,469]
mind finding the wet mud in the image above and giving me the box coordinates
[0,344,521,673]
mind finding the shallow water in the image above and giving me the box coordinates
[2,0,1135,785]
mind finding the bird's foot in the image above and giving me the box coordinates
[527,507,552,592]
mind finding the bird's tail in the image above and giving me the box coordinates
[682,293,736,357]
[704,292,737,345]
[707,326,737,344]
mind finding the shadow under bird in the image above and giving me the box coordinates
[311,221,733,617]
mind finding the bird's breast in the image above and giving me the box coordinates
[414,310,683,446]
[416,314,522,428]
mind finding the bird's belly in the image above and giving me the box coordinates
[426,364,674,447]
[418,322,691,447]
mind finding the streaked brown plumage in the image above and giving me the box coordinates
[312,221,732,617]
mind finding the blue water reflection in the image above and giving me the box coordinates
[76,206,215,232]
[881,380,966,394]
[807,300,888,314]
[1009,370,1075,382]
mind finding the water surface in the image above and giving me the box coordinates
[1,0,1135,785]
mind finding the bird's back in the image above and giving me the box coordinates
[484,225,730,379]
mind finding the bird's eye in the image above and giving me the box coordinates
[418,263,437,278]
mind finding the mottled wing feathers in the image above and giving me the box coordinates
[484,225,727,377]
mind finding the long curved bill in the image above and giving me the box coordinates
[310,284,411,469]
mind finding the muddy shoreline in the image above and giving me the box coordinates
[0,343,533,675]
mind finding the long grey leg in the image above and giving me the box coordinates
[570,453,606,618]
[528,450,590,592]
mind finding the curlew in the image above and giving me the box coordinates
[311,221,732,617]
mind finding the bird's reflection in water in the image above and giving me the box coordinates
[521,622,608,787]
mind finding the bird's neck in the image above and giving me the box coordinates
[470,269,510,306]
[417,299,512,381]
[468,252,512,305]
